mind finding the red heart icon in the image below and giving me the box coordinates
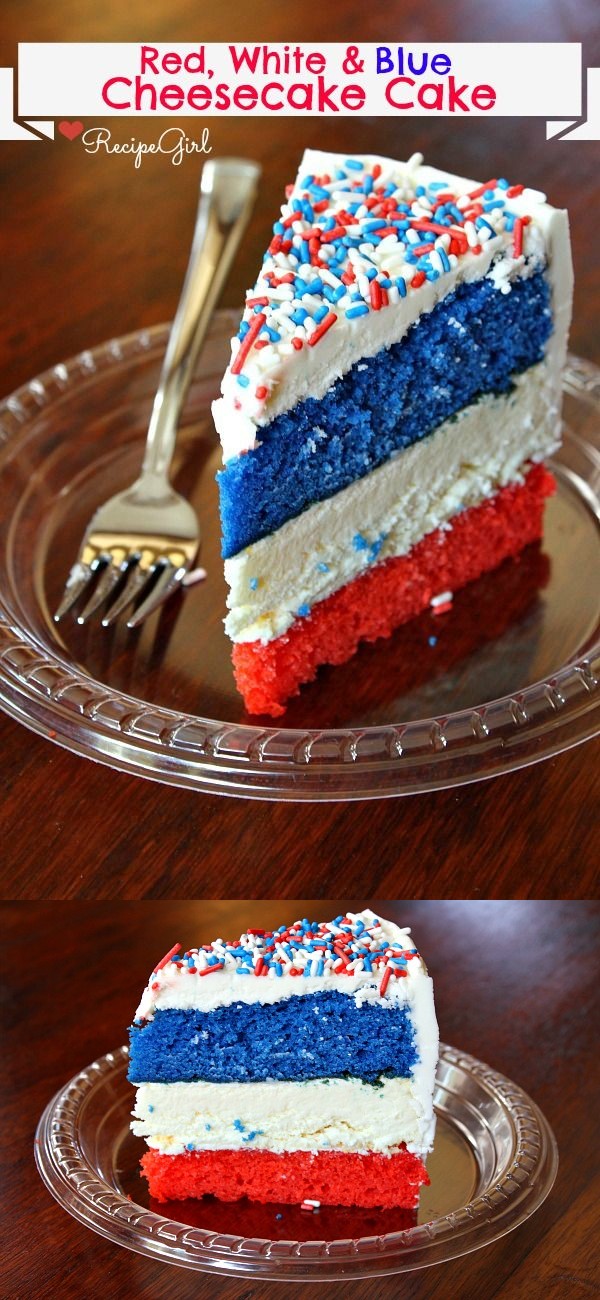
[58,120,83,140]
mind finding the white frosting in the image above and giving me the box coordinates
[136,912,421,1018]
[131,1075,435,1157]
[212,150,572,462]
[224,359,559,643]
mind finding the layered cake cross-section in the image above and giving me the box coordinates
[212,149,573,715]
[129,910,439,1208]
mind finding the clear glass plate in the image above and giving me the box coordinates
[34,1043,558,1281]
[0,319,598,800]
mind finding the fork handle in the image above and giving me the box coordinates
[140,157,261,487]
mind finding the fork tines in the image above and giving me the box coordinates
[54,546,191,629]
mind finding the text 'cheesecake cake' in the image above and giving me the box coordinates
[129,910,439,1209]
[212,150,573,715]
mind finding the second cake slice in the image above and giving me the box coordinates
[129,909,439,1208]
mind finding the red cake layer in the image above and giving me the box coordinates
[233,464,555,716]
[142,1146,429,1208]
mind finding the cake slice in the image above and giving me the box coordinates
[212,150,573,716]
[129,909,439,1209]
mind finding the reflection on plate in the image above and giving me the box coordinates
[35,1043,557,1281]
[0,321,598,798]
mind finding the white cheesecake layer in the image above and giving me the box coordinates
[131,1075,435,1157]
[224,359,559,644]
[212,151,572,460]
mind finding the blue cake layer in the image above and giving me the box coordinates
[128,992,418,1083]
[218,271,552,558]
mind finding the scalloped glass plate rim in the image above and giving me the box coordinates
[0,323,598,800]
[34,1041,558,1281]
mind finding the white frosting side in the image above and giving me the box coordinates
[224,359,559,643]
[131,1075,435,1157]
[212,150,572,461]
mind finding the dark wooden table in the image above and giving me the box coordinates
[3,899,599,1300]
[1,6,599,900]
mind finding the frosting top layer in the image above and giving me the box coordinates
[134,909,425,1019]
[212,148,556,458]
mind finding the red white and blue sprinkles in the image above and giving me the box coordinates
[226,152,534,419]
[143,914,420,1007]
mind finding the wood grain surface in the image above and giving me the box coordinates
[3,899,599,1300]
[0,5,599,900]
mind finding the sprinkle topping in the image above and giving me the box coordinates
[147,913,419,998]
[154,943,182,970]
[225,153,534,417]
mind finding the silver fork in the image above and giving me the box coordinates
[54,157,260,629]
